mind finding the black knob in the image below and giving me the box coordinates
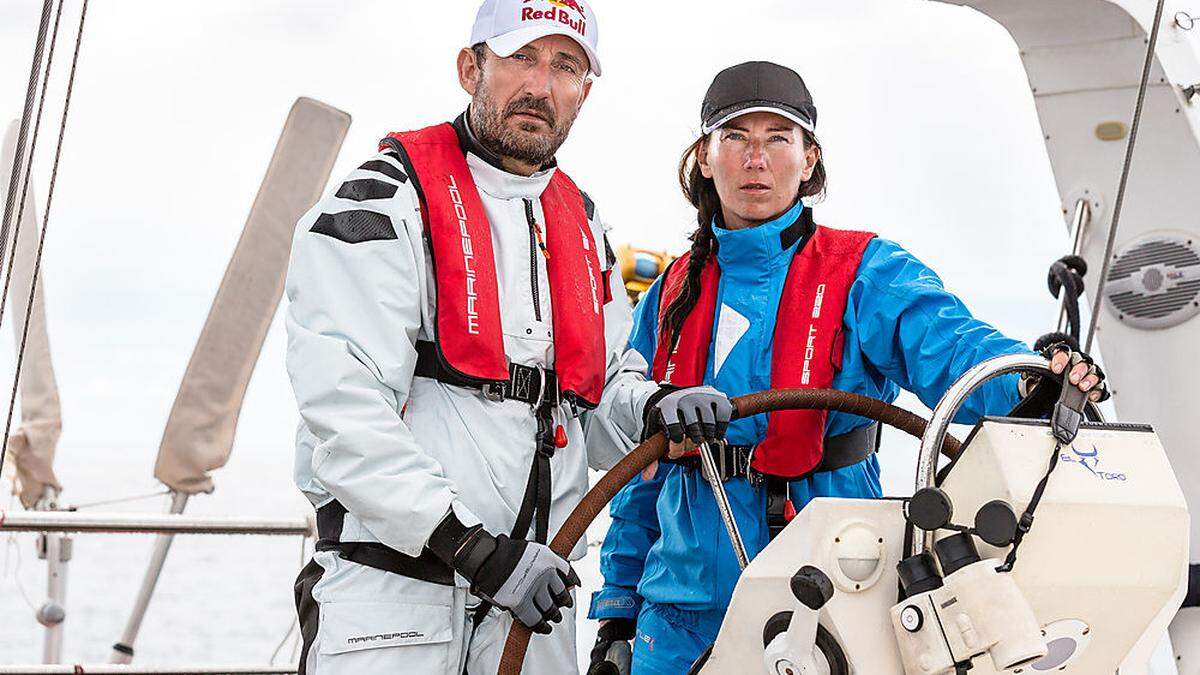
[934,532,981,576]
[790,565,834,610]
[897,552,943,599]
[974,500,1019,547]
[908,487,954,532]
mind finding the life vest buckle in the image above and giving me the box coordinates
[482,382,506,402]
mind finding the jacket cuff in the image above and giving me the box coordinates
[640,384,682,441]
[426,503,484,566]
[588,587,643,621]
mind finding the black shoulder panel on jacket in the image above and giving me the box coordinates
[310,210,397,244]
[581,191,596,221]
[358,159,408,183]
[336,178,400,202]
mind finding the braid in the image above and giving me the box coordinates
[661,223,715,351]
[661,137,720,350]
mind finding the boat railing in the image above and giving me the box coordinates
[0,510,312,536]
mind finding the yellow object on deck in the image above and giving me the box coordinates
[615,244,676,304]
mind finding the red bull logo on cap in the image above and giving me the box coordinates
[521,0,588,37]
[552,0,586,16]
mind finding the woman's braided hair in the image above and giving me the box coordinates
[659,130,828,350]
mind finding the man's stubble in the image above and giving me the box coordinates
[470,77,579,168]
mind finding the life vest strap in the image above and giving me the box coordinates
[413,340,562,408]
[662,422,881,482]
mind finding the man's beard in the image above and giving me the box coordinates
[470,82,576,168]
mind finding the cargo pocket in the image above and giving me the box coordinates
[318,600,453,657]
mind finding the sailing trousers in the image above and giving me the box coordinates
[295,549,577,674]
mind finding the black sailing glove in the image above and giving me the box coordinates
[643,385,733,445]
[429,513,579,634]
[1011,337,1110,418]
[588,618,636,675]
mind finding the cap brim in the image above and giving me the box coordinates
[486,25,601,76]
[702,105,814,135]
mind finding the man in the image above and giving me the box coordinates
[285,2,661,672]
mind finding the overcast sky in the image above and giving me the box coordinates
[0,0,1073,500]
[0,0,1082,663]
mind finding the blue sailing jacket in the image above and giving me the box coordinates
[589,201,1030,622]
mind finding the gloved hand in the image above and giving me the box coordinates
[429,513,579,634]
[1042,341,1109,402]
[588,619,635,675]
[643,385,733,448]
[1011,337,1109,418]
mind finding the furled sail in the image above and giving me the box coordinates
[152,97,351,494]
[1,119,63,509]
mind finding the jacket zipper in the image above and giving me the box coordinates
[524,199,545,323]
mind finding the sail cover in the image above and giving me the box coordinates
[1,119,64,508]
[153,97,351,494]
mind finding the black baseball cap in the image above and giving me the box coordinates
[701,61,817,134]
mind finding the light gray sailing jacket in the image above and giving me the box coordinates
[285,134,656,568]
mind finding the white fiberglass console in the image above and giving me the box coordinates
[697,355,1190,675]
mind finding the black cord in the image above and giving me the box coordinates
[0,0,54,278]
[999,442,1063,573]
[0,0,68,341]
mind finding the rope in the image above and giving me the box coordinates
[0,0,89,478]
[0,0,54,278]
[1084,0,1169,352]
[0,0,68,356]
[2,493,39,613]
[69,489,171,511]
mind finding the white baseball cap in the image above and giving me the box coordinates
[469,0,601,76]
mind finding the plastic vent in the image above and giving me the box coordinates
[1103,232,1200,329]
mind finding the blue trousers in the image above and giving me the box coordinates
[631,602,724,675]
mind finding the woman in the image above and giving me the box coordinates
[585,61,1106,674]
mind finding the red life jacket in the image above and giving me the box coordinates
[651,225,875,478]
[382,123,606,408]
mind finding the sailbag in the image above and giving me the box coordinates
[1,119,63,509]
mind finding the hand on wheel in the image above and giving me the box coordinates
[1043,342,1109,402]
[645,385,733,458]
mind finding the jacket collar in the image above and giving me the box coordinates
[453,111,556,201]
[712,200,814,271]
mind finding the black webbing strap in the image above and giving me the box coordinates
[765,477,790,540]
[314,501,454,585]
[999,441,1063,573]
[662,422,880,482]
[472,400,559,631]
[508,402,558,545]
[413,340,560,406]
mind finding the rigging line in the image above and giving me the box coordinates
[0,0,55,281]
[0,0,89,477]
[69,488,171,510]
[0,0,69,347]
[1084,0,1169,353]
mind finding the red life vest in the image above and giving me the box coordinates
[382,123,606,408]
[651,225,875,478]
